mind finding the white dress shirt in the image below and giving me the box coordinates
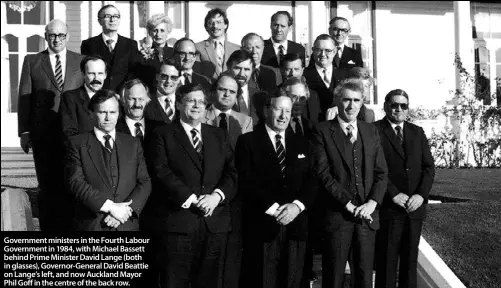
[240,84,250,108]
[102,33,118,50]
[180,69,194,85]
[125,116,145,137]
[337,116,358,141]
[336,44,345,58]
[315,63,333,88]
[94,127,117,213]
[48,47,67,82]
[212,107,232,126]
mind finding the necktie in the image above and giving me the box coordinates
[323,68,331,87]
[184,73,191,85]
[278,45,285,65]
[334,46,341,67]
[346,124,356,144]
[275,134,286,178]
[293,117,303,136]
[106,39,114,53]
[252,68,260,90]
[190,128,203,160]
[164,98,174,120]
[219,113,228,131]
[103,134,113,153]
[395,126,403,146]
[156,47,163,62]
[215,41,224,75]
[237,87,248,114]
[135,122,144,142]
[55,54,64,91]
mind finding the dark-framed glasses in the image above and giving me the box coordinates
[390,103,409,110]
[312,47,335,55]
[47,34,67,40]
[331,27,350,34]
[183,99,207,106]
[159,74,180,81]
[100,14,121,20]
[291,95,308,103]
[175,51,197,58]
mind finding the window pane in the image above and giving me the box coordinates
[165,1,183,29]
[6,4,22,24]
[4,34,19,52]
[23,1,43,25]
[27,35,45,53]
[9,54,19,113]
[496,48,501,63]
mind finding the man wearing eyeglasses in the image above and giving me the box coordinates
[374,89,435,288]
[173,38,212,93]
[196,8,240,80]
[146,83,237,288]
[81,4,139,92]
[18,19,84,231]
[282,77,314,138]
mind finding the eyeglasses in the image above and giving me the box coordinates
[175,51,197,58]
[100,14,121,20]
[159,74,180,81]
[47,34,67,40]
[389,103,409,110]
[183,99,207,106]
[331,27,350,34]
[291,95,308,103]
[312,48,335,55]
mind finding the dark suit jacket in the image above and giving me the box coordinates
[203,106,253,148]
[304,65,345,121]
[251,64,282,92]
[60,86,94,138]
[305,89,321,123]
[115,116,164,144]
[143,92,177,124]
[189,71,213,93]
[145,121,237,234]
[310,119,388,231]
[232,80,263,125]
[135,46,174,92]
[261,39,306,68]
[65,131,151,231]
[18,49,84,137]
[236,124,317,241]
[288,115,314,138]
[195,38,240,80]
[308,45,363,69]
[81,34,139,92]
[375,119,435,219]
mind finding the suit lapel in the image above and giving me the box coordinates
[381,118,405,159]
[201,124,216,182]
[329,120,349,167]
[285,129,299,167]
[204,39,217,66]
[87,133,112,189]
[204,107,217,126]
[403,122,413,158]
[78,86,91,115]
[41,51,59,90]
[115,133,127,192]
[64,51,79,90]
[173,122,202,172]
[257,125,281,177]
[264,40,278,67]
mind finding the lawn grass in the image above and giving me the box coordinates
[422,168,501,288]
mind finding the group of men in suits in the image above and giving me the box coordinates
[18,4,435,288]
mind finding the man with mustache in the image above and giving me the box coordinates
[61,55,107,138]
[196,8,240,80]
[261,11,306,68]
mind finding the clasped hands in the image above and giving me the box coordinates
[346,200,376,223]
[393,193,423,213]
[104,200,133,229]
[273,203,301,226]
[193,193,222,217]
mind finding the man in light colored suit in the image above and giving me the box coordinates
[196,8,240,80]
[18,19,84,231]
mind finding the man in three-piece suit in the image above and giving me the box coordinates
[374,89,435,288]
[307,17,363,70]
[81,5,139,92]
[237,90,317,288]
[146,84,237,288]
[65,89,151,231]
[241,33,282,92]
[143,57,181,124]
[61,55,107,138]
[196,8,240,80]
[304,34,346,122]
[261,11,306,68]
[18,19,84,231]
[310,79,387,288]
[173,38,212,92]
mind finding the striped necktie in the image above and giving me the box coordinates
[106,39,114,53]
[275,134,286,178]
[191,128,203,161]
[135,122,143,142]
[55,54,64,91]
[334,46,341,67]
[103,134,113,153]
[164,98,174,120]
[278,45,285,66]
[346,124,356,144]
[395,125,403,146]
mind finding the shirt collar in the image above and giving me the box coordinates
[212,106,232,117]
[102,33,118,44]
[337,116,358,136]
[387,118,404,131]
[271,38,288,51]
[94,127,116,142]
[265,124,286,143]
[182,69,193,76]
[180,119,202,135]
[48,47,67,57]
[84,84,96,99]
[336,44,345,51]
[125,115,145,127]
[211,37,225,46]
[315,63,333,74]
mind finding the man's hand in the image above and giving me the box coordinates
[326,107,339,121]
[108,200,133,223]
[196,193,221,217]
[392,193,410,209]
[104,215,121,229]
[354,200,377,220]
[345,201,357,214]
[20,134,31,154]
[406,194,424,213]
[275,203,301,226]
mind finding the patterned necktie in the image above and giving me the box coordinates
[55,54,64,91]
[103,134,113,153]
[278,45,285,66]
[237,87,248,114]
[164,98,174,120]
[219,113,228,131]
[395,125,403,146]
[346,124,356,144]
[334,46,341,67]
[106,39,114,53]
[190,128,203,160]
[135,122,143,142]
[252,67,260,90]
[293,117,303,136]
[156,47,163,62]
[215,41,224,75]
[323,68,331,87]
[184,73,191,85]
[275,134,286,178]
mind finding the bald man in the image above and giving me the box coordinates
[18,19,85,231]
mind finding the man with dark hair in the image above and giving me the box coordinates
[196,8,240,80]
[65,89,151,231]
[18,19,84,231]
[81,4,139,91]
[61,55,107,138]
[241,32,282,91]
[375,89,435,288]
[237,89,317,288]
[310,79,387,288]
[146,83,237,288]
[174,38,212,92]
[261,11,306,68]
[307,17,363,69]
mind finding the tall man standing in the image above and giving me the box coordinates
[196,8,240,80]
[81,5,139,92]
[375,89,435,288]
[146,84,237,288]
[261,11,305,68]
[18,19,84,231]
[310,79,387,288]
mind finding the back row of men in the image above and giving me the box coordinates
[17,5,435,288]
